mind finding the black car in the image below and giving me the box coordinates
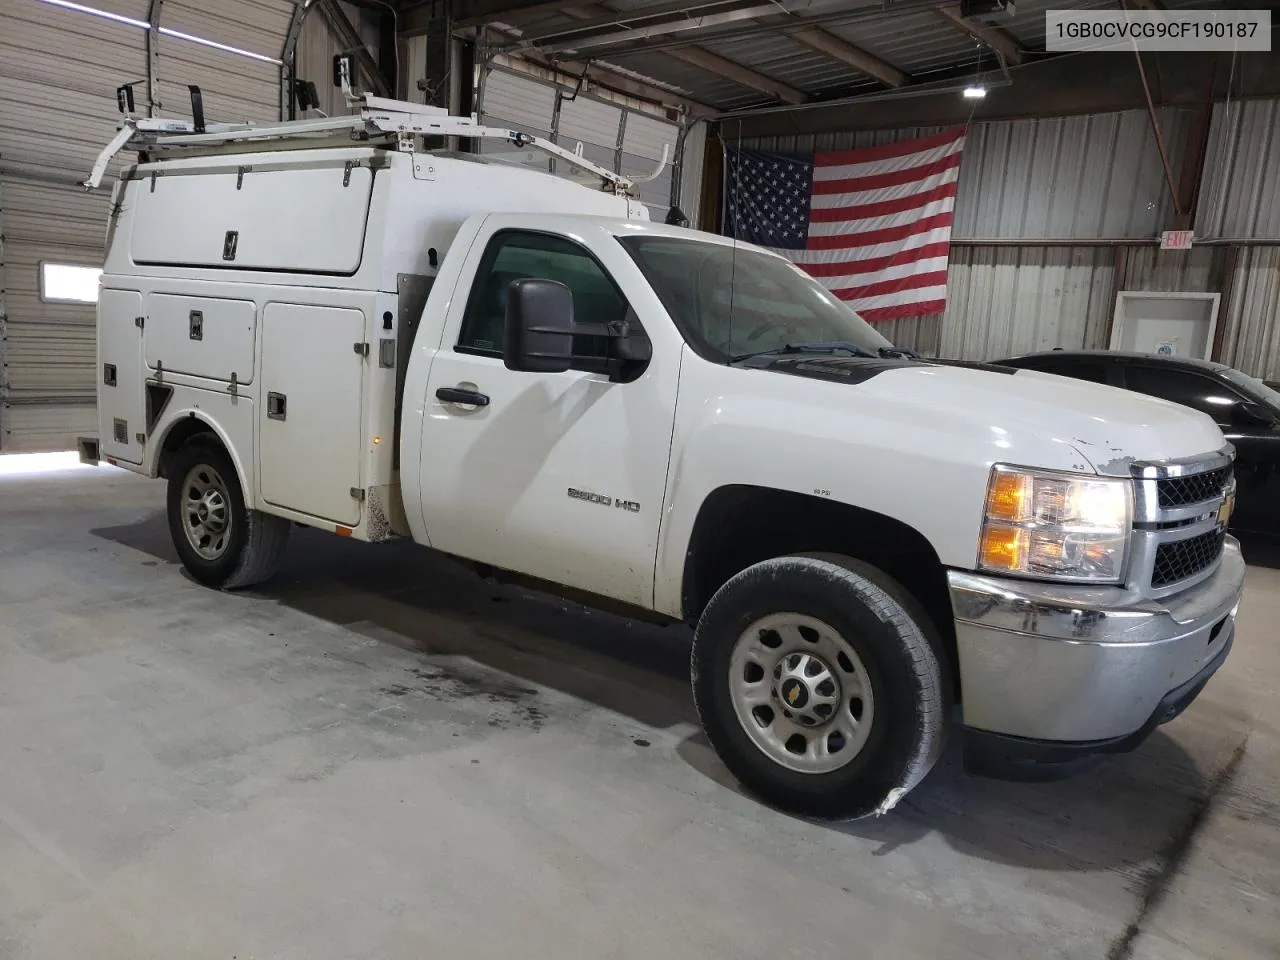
[994,350,1280,538]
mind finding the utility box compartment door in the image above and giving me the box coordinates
[260,303,365,526]
[130,165,374,274]
[98,289,146,465]
[144,293,255,384]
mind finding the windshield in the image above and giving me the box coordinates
[618,235,892,362]
[1222,368,1280,416]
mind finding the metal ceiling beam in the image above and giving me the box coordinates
[785,26,908,88]
[497,2,808,106]
[935,4,1024,66]
[664,46,808,104]
[449,0,572,29]
[515,0,778,52]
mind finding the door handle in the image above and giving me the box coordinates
[436,386,490,407]
[267,392,287,420]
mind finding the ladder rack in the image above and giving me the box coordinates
[85,93,668,195]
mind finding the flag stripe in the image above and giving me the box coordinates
[810,181,958,223]
[858,300,948,322]
[823,269,950,302]
[800,256,951,292]
[844,284,950,312]
[812,153,963,197]
[807,212,955,249]
[814,127,966,167]
[794,242,953,276]
[784,229,954,266]
[813,135,965,184]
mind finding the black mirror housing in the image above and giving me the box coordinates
[1233,401,1276,429]
[504,278,575,373]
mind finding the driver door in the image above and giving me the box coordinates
[416,225,679,608]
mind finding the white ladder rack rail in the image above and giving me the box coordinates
[85,95,668,195]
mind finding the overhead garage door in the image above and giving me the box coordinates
[0,0,290,452]
[478,67,681,222]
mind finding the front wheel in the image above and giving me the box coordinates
[691,555,948,820]
[166,438,290,590]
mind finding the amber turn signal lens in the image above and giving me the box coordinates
[986,471,1030,522]
[979,525,1025,572]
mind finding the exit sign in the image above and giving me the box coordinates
[1161,230,1194,250]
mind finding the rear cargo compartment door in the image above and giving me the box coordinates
[144,294,255,384]
[259,303,365,526]
[98,289,146,465]
[130,163,374,275]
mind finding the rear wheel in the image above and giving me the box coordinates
[691,555,948,820]
[166,438,290,590]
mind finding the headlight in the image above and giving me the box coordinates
[978,466,1131,583]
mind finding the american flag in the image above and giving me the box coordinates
[724,127,967,322]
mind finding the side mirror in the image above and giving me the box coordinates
[609,311,652,365]
[1233,402,1276,429]
[504,278,575,373]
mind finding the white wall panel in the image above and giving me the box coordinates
[677,119,707,228]
[558,95,621,151]
[937,246,1116,359]
[0,403,98,453]
[1219,246,1280,379]
[624,112,679,162]
[479,68,557,132]
[1197,99,1280,241]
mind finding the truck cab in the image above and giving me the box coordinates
[83,89,1245,821]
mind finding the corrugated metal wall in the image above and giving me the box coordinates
[0,0,292,451]
[733,103,1280,375]
[0,0,141,451]
[1219,246,1280,379]
[477,66,682,221]
[1197,98,1280,241]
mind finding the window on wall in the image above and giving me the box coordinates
[40,263,103,304]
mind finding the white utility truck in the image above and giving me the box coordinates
[80,75,1244,819]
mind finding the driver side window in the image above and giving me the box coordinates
[457,231,634,361]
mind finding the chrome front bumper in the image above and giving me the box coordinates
[948,537,1244,746]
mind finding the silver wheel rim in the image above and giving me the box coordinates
[181,463,232,561]
[728,612,876,775]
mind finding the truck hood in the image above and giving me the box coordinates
[743,355,1228,474]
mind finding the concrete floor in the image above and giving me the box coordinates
[1,461,1277,960]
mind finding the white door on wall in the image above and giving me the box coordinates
[1110,291,1221,360]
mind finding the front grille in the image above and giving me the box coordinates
[1156,466,1232,508]
[1152,528,1227,587]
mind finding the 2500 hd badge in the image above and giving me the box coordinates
[567,487,641,513]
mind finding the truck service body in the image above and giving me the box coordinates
[80,86,1245,819]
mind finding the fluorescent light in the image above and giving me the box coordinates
[35,0,148,29]
[35,0,281,64]
[963,85,987,99]
[158,27,282,65]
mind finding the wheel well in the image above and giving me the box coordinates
[156,415,219,479]
[682,485,957,682]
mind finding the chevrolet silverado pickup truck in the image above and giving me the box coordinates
[79,83,1244,820]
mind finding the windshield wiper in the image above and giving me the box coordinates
[878,346,920,360]
[731,341,878,363]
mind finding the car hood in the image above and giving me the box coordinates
[744,355,1228,474]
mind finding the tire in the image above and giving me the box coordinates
[691,554,948,821]
[166,438,290,590]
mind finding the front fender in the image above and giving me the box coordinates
[653,353,1089,617]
